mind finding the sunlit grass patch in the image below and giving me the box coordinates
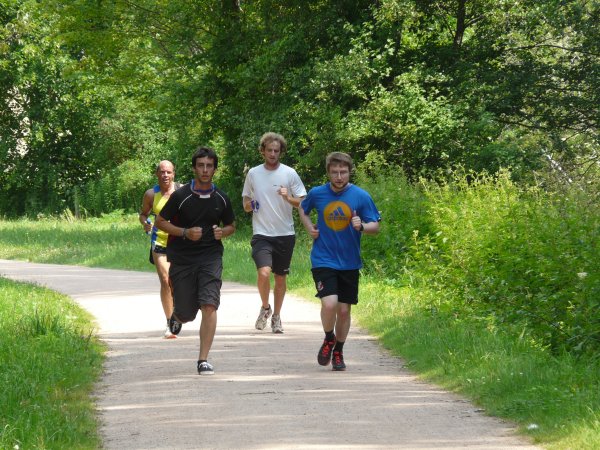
[0,278,104,450]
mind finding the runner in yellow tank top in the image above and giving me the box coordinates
[139,160,180,339]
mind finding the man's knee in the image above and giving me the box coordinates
[257,266,272,279]
[173,310,197,323]
[337,305,351,321]
[201,304,217,314]
[321,295,338,313]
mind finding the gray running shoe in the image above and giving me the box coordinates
[271,314,284,334]
[255,305,272,330]
[197,361,214,376]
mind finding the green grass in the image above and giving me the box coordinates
[1,214,599,449]
[357,280,600,449]
[0,278,104,450]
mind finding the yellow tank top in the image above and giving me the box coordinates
[151,186,170,248]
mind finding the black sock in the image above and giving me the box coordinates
[198,359,207,364]
[325,330,335,341]
[333,341,344,352]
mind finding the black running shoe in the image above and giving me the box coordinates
[317,337,336,366]
[331,350,346,371]
[168,314,182,335]
[197,361,214,376]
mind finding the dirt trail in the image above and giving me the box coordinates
[0,259,539,449]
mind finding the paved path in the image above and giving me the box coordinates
[0,259,539,449]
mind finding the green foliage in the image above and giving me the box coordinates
[354,153,433,283]
[0,1,115,217]
[412,169,600,355]
[3,0,598,217]
[0,278,103,449]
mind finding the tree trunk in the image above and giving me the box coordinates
[453,0,466,48]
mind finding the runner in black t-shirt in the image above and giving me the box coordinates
[156,147,235,376]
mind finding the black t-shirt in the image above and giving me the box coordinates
[159,183,235,265]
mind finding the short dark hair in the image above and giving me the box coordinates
[191,146,218,170]
[259,132,287,154]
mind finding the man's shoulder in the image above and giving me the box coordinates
[278,163,300,174]
[214,187,232,200]
[247,164,264,174]
[348,183,372,197]
[169,183,190,200]
[310,183,328,193]
[174,182,190,191]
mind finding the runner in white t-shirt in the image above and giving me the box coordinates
[242,132,307,333]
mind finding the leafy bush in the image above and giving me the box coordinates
[414,169,599,355]
[355,154,433,284]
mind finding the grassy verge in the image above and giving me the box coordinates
[358,281,600,449]
[1,215,599,449]
[0,277,104,449]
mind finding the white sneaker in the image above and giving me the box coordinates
[271,314,284,334]
[255,305,272,330]
[163,326,177,339]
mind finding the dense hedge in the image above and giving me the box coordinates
[356,166,599,356]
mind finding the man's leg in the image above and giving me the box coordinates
[270,273,287,333]
[198,305,217,361]
[318,294,338,365]
[271,235,294,316]
[153,252,174,320]
[256,266,272,309]
[320,294,338,332]
[334,302,351,342]
[273,273,287,316]
[331,302,351,371]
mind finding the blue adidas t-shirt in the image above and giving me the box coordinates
[301,183,381,270]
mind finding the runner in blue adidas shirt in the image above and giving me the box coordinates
[300,152,381,371]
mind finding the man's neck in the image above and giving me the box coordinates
[263,161,280,171]
[330,182,350,193]
[159,181,174,195]
[192,179,214,193]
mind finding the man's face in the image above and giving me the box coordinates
[193,156,216,184]
[260,140,281,168]
[156,163,175,185]
[327,162,350,192]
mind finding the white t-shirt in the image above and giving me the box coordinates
[242,163,307,236]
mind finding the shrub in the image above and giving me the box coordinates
[417,169,600,354]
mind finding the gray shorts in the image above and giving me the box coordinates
[251,235,296,276]
[169,259,222,322]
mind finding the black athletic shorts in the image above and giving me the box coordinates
[149,244,167,265]
[311,267,360,305]
[251,234,296,276]
[169,259,223,323]
[152,244,167,255]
